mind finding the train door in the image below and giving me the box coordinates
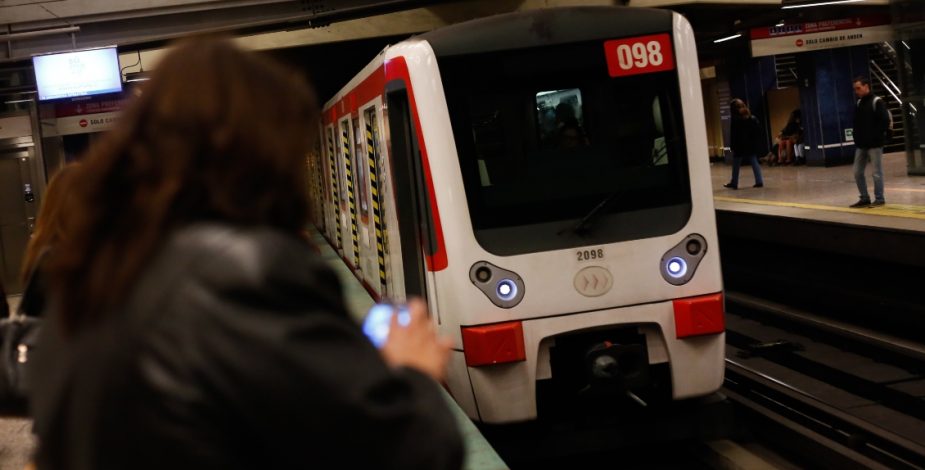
[0,114,41,293]
[338,117,360,270]
[362,104,393,297]
[325,125,342,250]
[352,114,372,283]
[384,84,434,302]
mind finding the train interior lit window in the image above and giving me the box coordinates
[336,123,349,213]
[535,88,589,154]
[439,39,692,254]
[353,116,369,222]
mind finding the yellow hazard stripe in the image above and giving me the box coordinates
[342,128,360,267]
[366,121,387,290]
[327,135,341,248]
[714,196,925,221]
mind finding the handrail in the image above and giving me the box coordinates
[870,60,902,101]
[881,41,897,57]
[871,66,904,108]
[878,41,914,75]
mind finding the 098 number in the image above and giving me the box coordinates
[577,249,604,262]
[616,40,664,70]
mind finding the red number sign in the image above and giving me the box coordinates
[604,33,675,78]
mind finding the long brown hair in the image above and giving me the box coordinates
[47,37,319,330]
[21,163,80,282]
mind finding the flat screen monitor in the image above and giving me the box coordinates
[33,47,123,101]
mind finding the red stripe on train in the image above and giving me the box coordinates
[323,57,448,272]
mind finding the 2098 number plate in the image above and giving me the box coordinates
[577,248,604,262]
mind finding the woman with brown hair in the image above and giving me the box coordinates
[30,37,462,470]
[724,98,765,189]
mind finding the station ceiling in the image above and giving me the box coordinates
[0,0,893,62]
[0,0,901,100]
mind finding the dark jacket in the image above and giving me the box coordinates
[853,94,890,149]
[781,120,803,142]
[730,115,763,158]
[30,223,463,470]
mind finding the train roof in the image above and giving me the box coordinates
[418,6,675,58]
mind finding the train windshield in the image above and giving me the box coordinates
[439,38,692,255]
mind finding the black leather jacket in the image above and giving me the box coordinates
[730,115,763,158]
[30,223,463,470]
[853,94,890,149]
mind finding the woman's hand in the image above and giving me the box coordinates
[380,298,453,382]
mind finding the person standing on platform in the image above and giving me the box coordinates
[850,76,891,208]
[724,98,764,190]
[29,37,462,470]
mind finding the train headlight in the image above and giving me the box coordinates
[496,279,517,301]
[666,257,687,278]
[660,234,708,286]
[470,261,525,308]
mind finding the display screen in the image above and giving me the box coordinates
[362,303,411,348]
[33,47,123,101]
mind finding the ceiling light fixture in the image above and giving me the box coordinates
[782,0,864,10]
[714,33,743,43]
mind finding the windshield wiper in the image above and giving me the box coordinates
[557,189,622,237]
[556,135,683,237]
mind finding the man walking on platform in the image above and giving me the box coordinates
[849,76,891,208]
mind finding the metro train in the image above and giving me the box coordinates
[308,6,725,424]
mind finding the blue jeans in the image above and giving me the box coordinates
[853,147,884,203]
[731,154,763,187]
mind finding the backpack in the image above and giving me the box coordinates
[864,96,894,138]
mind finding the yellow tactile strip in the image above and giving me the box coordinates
[714,196,925,221]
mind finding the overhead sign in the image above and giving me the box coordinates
[54,97,129,118]
[604,33,675,78]
[44,112,120,137]
[750,17,895,57]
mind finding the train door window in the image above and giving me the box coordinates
[353,116,369,224]
[334,119,350,212]
[322,125,332,204]
[650,96,668,166]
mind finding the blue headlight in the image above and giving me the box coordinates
[496,279,518,301]
[666,257,688,278]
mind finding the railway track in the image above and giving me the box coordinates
[723,291,925,469]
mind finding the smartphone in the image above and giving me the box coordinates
[362,303,411,348]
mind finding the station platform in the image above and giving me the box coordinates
[711,152,925,232]
[310,230,509,470]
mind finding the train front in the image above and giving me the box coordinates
[410,7,724,423]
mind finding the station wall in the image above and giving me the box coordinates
[723,44,872,167]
